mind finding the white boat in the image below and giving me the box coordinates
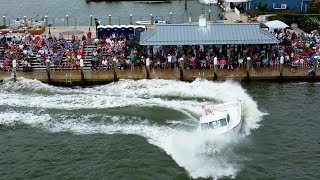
[199,0,217,5]
[198,100,242,136]
[135,20,167,25]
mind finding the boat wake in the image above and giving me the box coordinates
[0,78,265,179]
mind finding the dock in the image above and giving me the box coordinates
[0,66,318,86]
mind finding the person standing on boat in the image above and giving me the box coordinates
[202,99,211,115]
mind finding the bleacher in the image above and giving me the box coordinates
[16,42,98,71]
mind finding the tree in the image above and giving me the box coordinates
[308,0,320,14]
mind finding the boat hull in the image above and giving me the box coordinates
[198,100,242,137]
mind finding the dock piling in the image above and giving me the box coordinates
[146,57,150,79]
[90,15,92,26]
[2,16,5,26]
[109,14,112,25]
[113,57,117,81]
[46,59,51,84]
[80,59,85,87]
[45,16,48,27]
[12,59,17,82]
[179,57,184,81]
[169,12,172,23]
[213,57,218,80]
[130,14,133,25]
[313,56,318,80]
[246,57,251,81]
[150,14,153,25]
[280,56,284,79]
[24,16,27,27]
[208,10,211,21]
[66,15,69,26]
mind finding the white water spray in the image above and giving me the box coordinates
[0,78,265,179]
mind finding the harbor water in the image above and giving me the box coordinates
[1,0,221,26]
[0,78,319,179]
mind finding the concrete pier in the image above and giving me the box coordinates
[0,67,318,86]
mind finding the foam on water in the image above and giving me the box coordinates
[1,76,82,95]
[0,78,265,179]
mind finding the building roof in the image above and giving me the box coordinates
[140,23,280,45]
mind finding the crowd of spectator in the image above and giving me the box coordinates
[1,27,320,73]
[0,32,88,71]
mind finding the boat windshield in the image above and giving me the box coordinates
[201,118,228,130]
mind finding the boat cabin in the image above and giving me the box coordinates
[200,111,230,131]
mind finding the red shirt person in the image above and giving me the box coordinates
[87,31,92,39]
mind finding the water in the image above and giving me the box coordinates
[1,0,221,26]
[1,78,319,179]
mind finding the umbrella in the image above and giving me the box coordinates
[265,20,289,29]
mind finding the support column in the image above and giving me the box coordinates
[113,57,117,81]
[213,56,218,80]
[179,57,184,81]
[146,57,150,79]
[12,59,17,82]
[46,59,51,84]
[280,56,284,80]
[80,59,85,87]
[246,57,251,81]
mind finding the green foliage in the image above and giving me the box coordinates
[256,3,268,12]
[0,25,6,29]
[296,16,319,33]
[308,0,320,14]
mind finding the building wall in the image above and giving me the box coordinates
[248,0,310,11]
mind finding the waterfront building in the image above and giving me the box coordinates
[223,0,311,12]
[139,17,279,65]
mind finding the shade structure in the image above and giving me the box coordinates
[140,23,280,45]
[265,20,289,29]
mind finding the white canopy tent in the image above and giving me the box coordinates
[265,20,289,29]
[225,0,248,2]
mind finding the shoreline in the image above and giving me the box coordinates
[1,67,319,86]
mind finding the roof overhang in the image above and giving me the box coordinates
[140,23,280,46]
